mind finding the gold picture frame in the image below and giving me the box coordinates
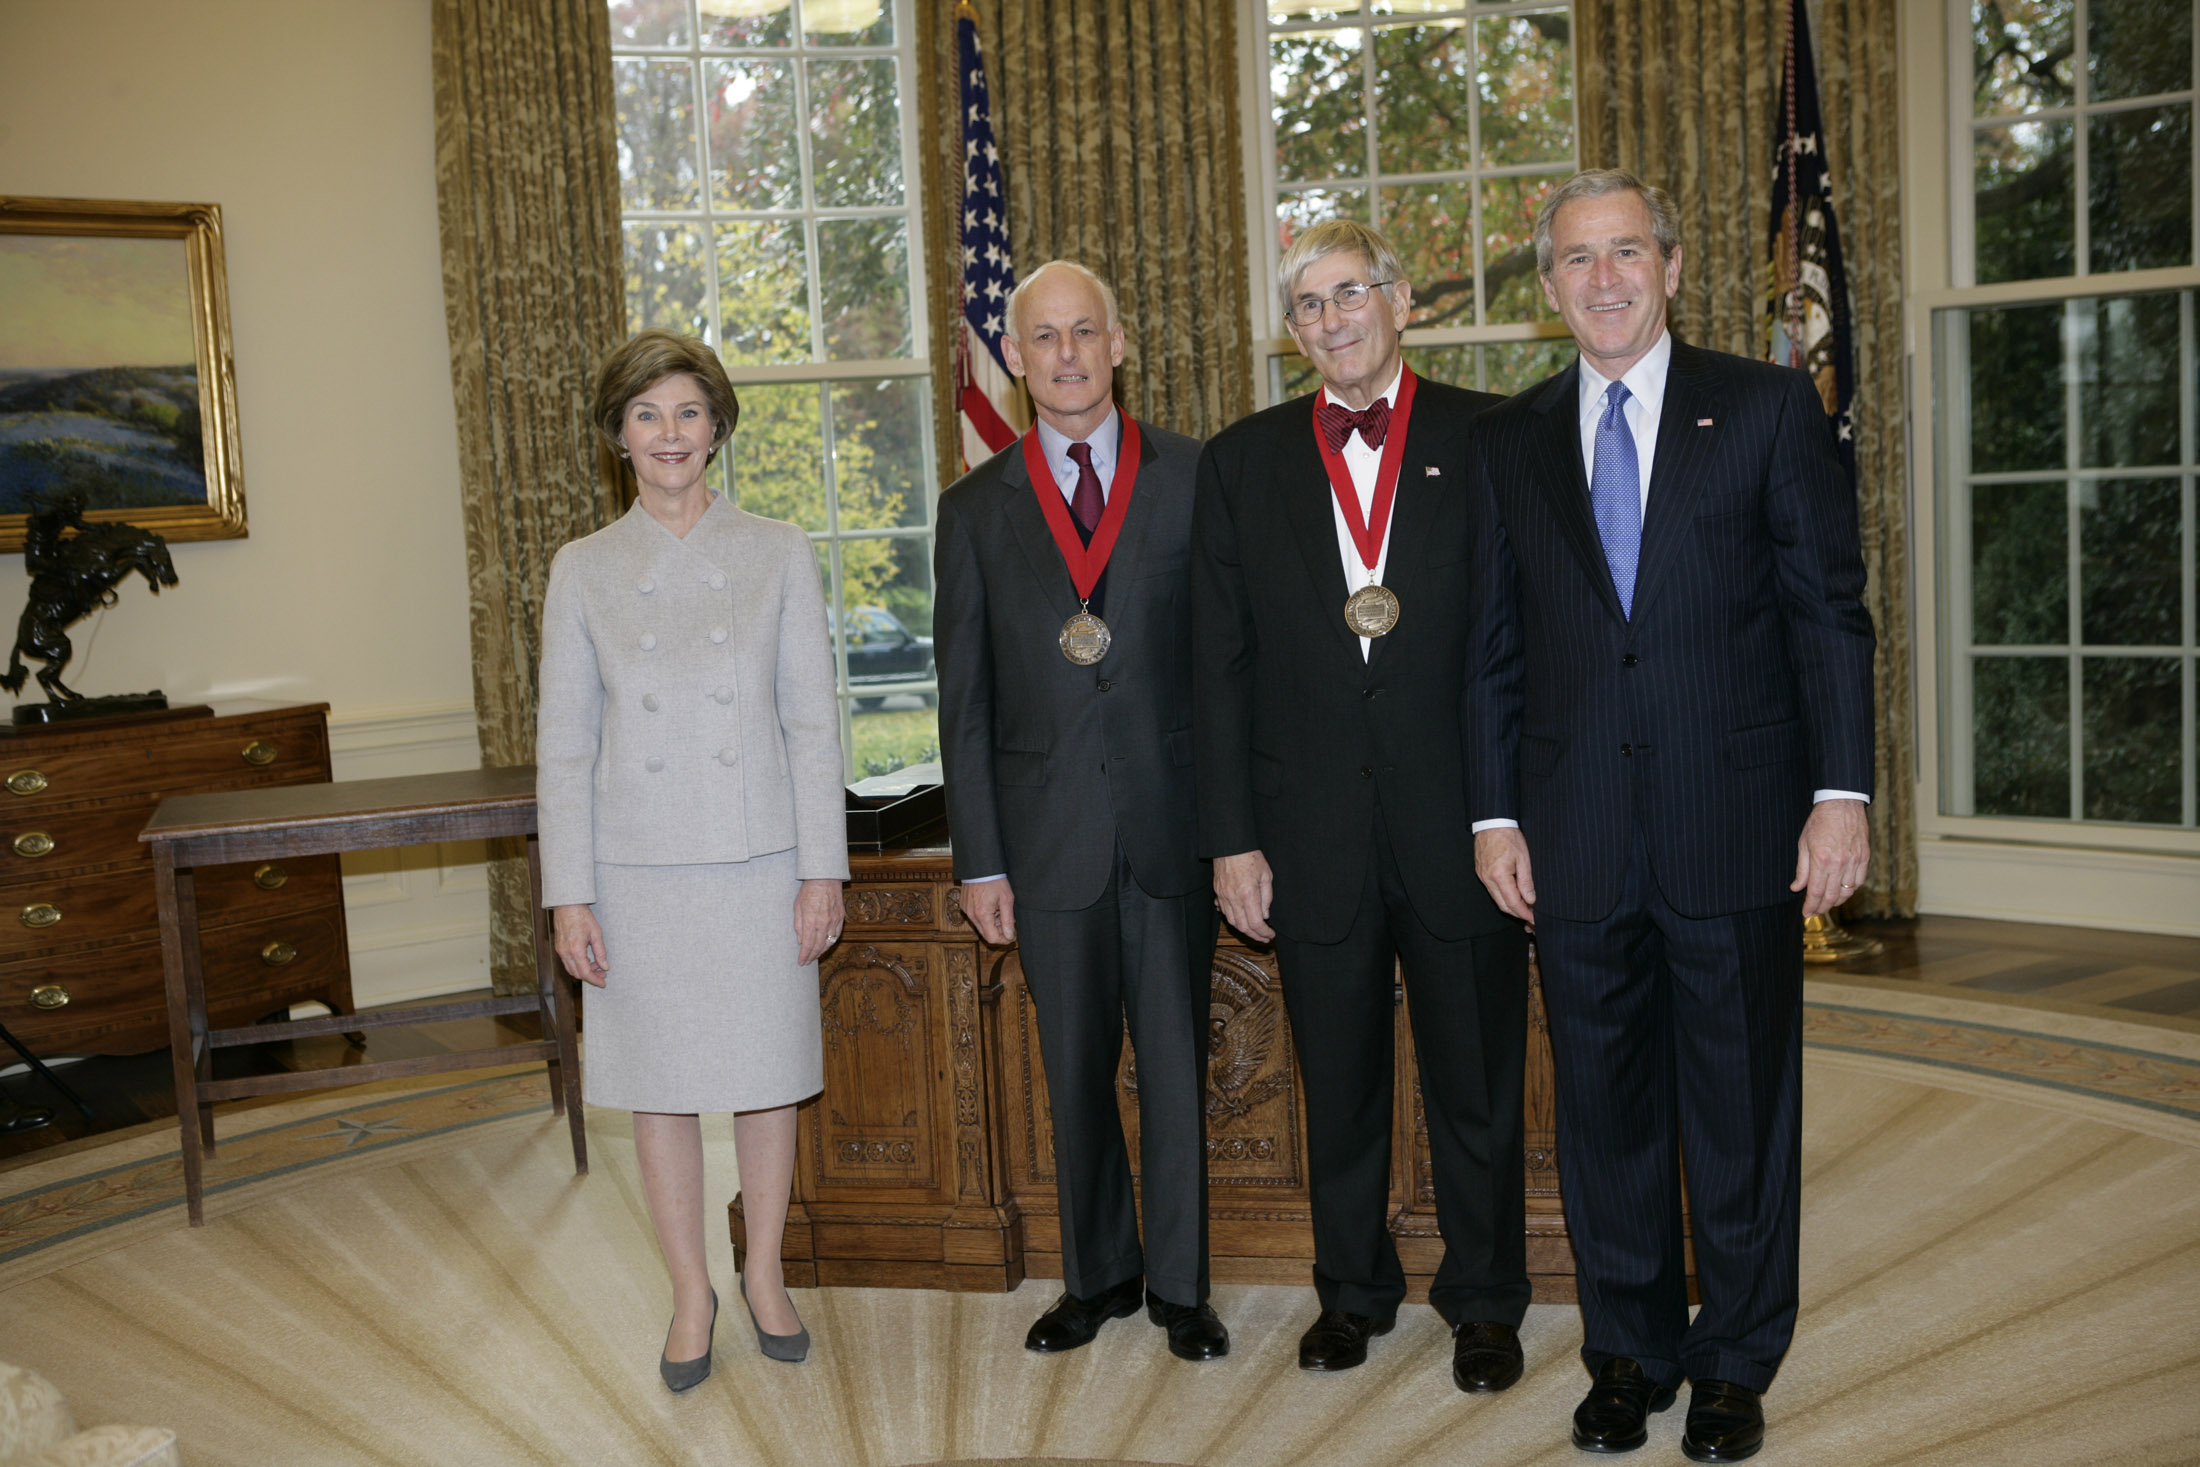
[0,196,247,552]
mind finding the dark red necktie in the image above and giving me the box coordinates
[1317,397,1391,454]
[1066,441,1104,543]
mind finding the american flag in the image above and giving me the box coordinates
[1765,0,1855,475]
[956,1,1022,468]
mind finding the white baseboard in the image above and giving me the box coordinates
[326,702,491,1006]
[1918,838,2200,937]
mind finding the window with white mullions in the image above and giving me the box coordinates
[1252,0,1578,403]
[611,0,939,781]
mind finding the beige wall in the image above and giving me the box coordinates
[0,0,473,719]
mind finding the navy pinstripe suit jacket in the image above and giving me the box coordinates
[1466,341,1876,923]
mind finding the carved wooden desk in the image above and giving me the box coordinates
[737,839,1589,1303]
[143,766,584,1224]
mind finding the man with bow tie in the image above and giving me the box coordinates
[1192,220,1532,1391]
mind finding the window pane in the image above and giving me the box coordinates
[1972,0,2075,115]
[2089,104,2193,274]
[1478,12,1573,167]
[1374,23,1473,174]
[1483,338,1575,397]
[714,219,811,364]
[1402,344,1475,388]
[1975,118,2074,282]
[1973,655,2071,816]
[1277,186,1368,258]
[2083,655,2182,820]
[1380,182,1475,328]
[2081,478,2181,644]
[2078,293,2180,467]
[1973,481,2068,644]
[803,0,892,45]
[701,0,791,47]
[1482,173,1563,326]
[1969,303,2066,472]
[1277,352,1322,400]
[729,381,826,529]
[1274,29,1366,182]
[617,59,702,210]
[705,58,800,211]
[819,217,910,359]
[831,377,928,530]
[846,541,939,774]
[2089,0,2192,102]
[1270,1,1351,19]
[612,0,692,47]
[625,223,713,339]
[808,58,903,207]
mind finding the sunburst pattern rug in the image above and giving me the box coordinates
[3,981,2196,1466]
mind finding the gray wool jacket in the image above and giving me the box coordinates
[534,495,851,908]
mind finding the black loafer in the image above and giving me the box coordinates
[1297,1308,1394,1371]
[1572,1356,1678,1453]
[1024,1277,1144,1353]
[1451,1319,1524,1392]
[1681,1379,1764,1462]
[1148,1297,1230,1361]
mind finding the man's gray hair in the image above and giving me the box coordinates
[1277,219,1408,317]
[1532,169,1682,274]
[1005,259,1121,337]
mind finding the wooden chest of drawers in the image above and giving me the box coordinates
[0,704,352,1056]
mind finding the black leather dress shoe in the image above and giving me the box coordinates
[1572,1356,1678,1453]
[1024,1277,1144,1353]
[1451,1319,1523,1392]
[1147,1297,1230,1361]
[1681,1380,1764,1462]
[1297,1308,1394,1371]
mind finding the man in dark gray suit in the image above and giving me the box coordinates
[934,260,1225,1362]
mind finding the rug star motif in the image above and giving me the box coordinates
[309,1116,411,1148]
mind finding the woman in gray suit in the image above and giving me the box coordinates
[537,329,850,1390]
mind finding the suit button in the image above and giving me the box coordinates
[719,747,738,766]
[645,756,664,772]
[636,577,654,594]
[1362,687,1379,699]
[714,685,735,704]
[1620,743,1633,756]
[709,627,728,644]
[642,694,659,712]
[639,633,656,651]
[709,572,727,590]
[1360,766,1374,779]
[1096,679,1112,692]
[1622,653,1639,667]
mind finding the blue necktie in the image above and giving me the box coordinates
[1591,380,1642,617]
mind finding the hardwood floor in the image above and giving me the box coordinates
[3,912,2193,1168]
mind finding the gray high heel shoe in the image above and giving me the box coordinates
[740,1274,810,1363]
[659,1287,717,1392]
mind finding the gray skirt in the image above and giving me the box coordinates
[582,850,824,1113]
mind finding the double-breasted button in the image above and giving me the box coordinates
[718,747,739,766]
[642,694,660,712]
[714,685,735,704]
[639,633,657,651]
[709,627,728,644]
[645,756,664,772]
[708,572,727,590]
[637,577,655,594]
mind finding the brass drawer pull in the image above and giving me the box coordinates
[241,740,278,766]
[261,940,298,966]
[6,769,46,796]
[12,832,53,858]
[253,863,289,890]
[19,903,60,930]
[29,984,68,1010]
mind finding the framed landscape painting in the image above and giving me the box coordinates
[0,197,247,552]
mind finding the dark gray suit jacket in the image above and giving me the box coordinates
[934,417,1206,911]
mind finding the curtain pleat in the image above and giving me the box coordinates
[433,0,627,991]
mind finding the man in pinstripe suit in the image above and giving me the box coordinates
[1468,171,1875,1462]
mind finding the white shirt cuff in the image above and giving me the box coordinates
[1470,819,1520,833]
[962,873,1007,884]
[1813,790,1871,805]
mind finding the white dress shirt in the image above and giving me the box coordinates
[1318,366,1403,661]
[1471,332,1864,832]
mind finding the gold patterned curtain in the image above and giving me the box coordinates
[1578,0,1916,917]
[918,0,1254,488]
[433,0,627,991]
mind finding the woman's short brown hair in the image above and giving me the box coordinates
[589,328,740,497]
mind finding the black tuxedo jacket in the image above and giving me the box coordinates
[1192,378,1511,946]
[1467,342,1876,922]
[934,417,1205,911]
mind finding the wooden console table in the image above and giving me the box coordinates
[142,766,584,1224]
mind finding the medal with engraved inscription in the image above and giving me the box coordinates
[1315,366,1420,641]
[1021,415,1145,666]
[1344,582,1401,638]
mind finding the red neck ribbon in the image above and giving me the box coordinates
[1021,414,1143,603]
[1312,365,1419,575]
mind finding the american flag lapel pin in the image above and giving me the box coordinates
[1697,417,1715,427]
[1424,465,1442,476]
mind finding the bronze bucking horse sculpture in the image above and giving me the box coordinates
[2,494,179,707]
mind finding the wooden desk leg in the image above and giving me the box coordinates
[528,835,586,1175]
[154,847,207,1226]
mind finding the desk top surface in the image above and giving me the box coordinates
[143,765,537,846]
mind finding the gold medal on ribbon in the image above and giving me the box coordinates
[1059,607,1112,665]
[1344,583,1401,638]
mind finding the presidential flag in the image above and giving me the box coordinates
[1765,0,1855,475]
[955,1,1023,469]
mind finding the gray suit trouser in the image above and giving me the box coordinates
[1015,845,1216,1305]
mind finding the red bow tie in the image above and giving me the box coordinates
[1318,398,1392,453]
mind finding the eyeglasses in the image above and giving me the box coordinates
[1287,280,1395,327]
